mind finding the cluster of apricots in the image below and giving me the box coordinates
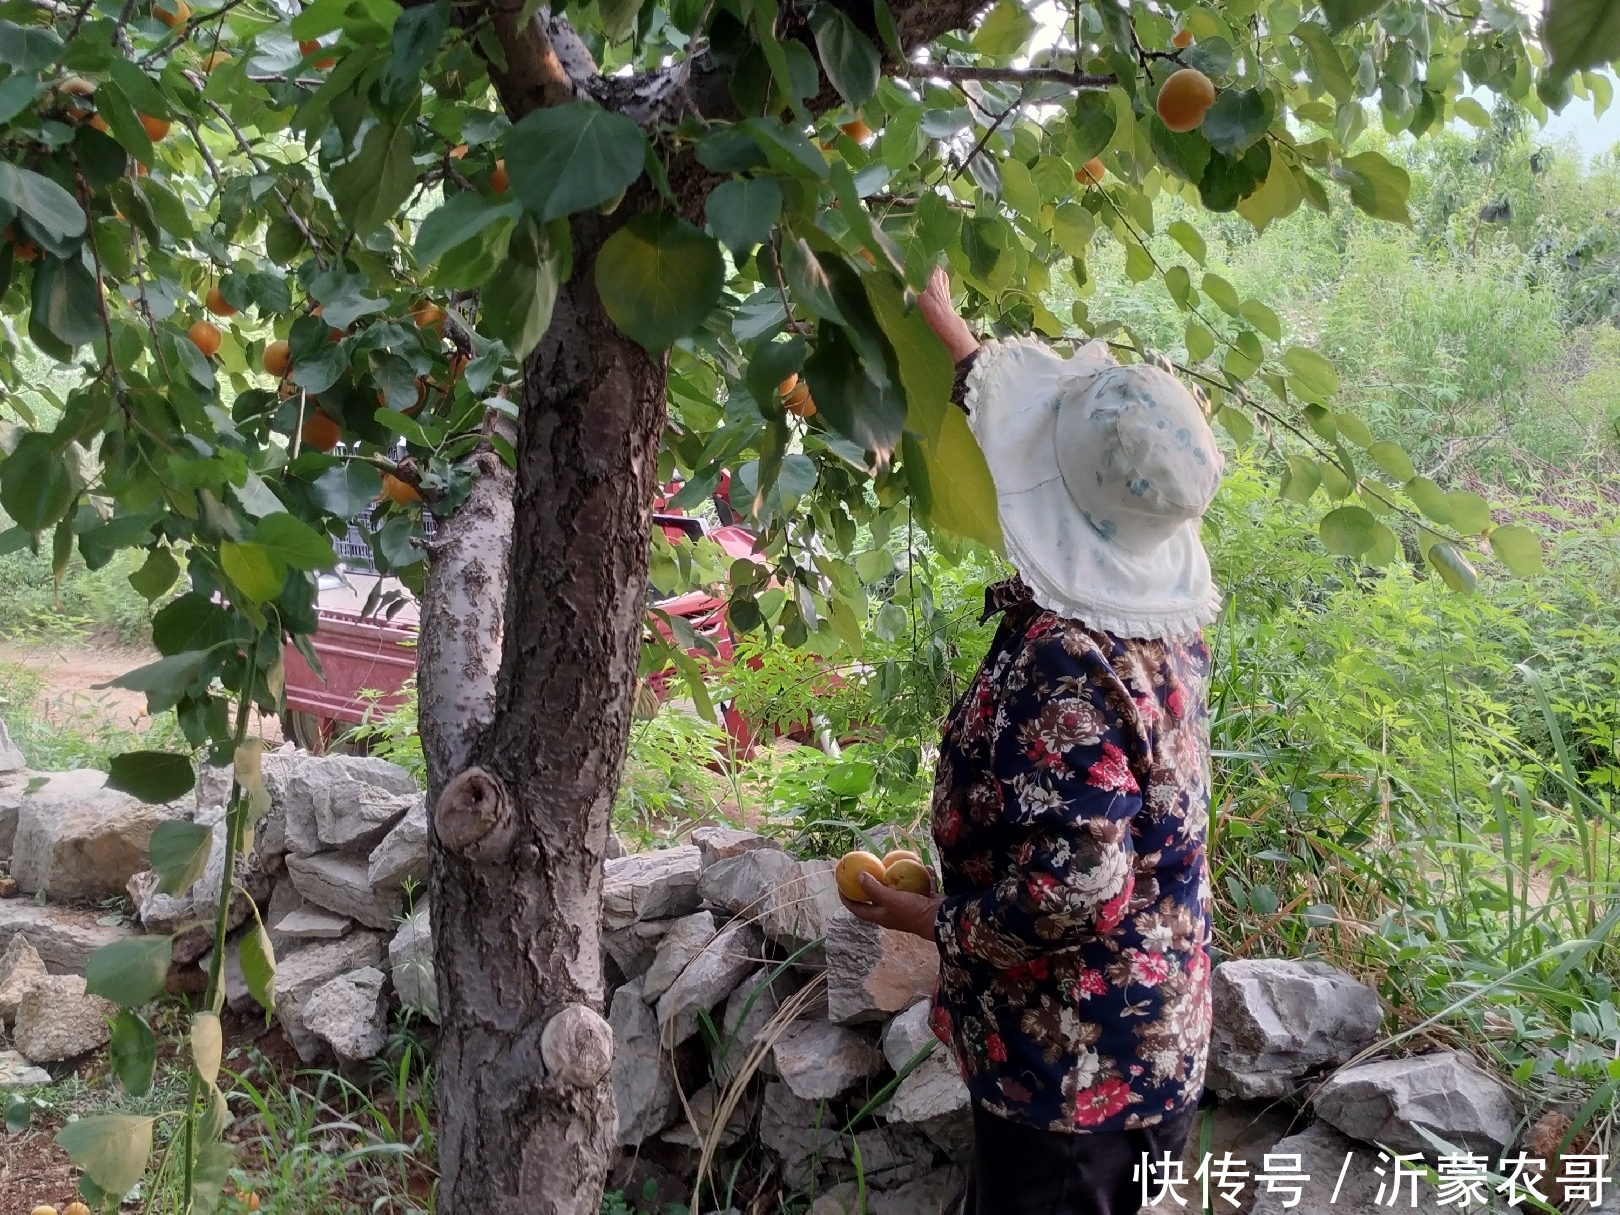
[835,848,934,901]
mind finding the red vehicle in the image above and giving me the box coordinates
[281,503,763,754]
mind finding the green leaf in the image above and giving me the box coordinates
[904,408,1003,552]
[0,164,86,244]
[740,117,829,179]
[149,819,213,896]
[107,751,195,804]
[108,57,170,120]
[1201,273,1241,316]
[1442,490,1493,535]
[128,547,180,601]
[1217,406,1254,446]
[32,255,104,351]
[416,193,523,266]
[104,650,215,713]
[1340,150,1412,227]
[803,320,906,456]
[1319,505,1378,556]
[256,513,338,571]
[1366,440,1414,482]
[865,273,953,446]
[94,81,155,167]
[220,541,284,603]
[1279,454,1321,504]
[809,5,880,110]
[482,250,558,360]
[1489,525,1545,576]
[974,0,1036,56]
[0,433,76,533]
[705,177,783,256]
[1294,21,1355,102]
[1332,413,1373,447]
[1239,300,1281,340]
[595,212,725,352]
[1404,476,1452,524]
[1542,0,1620,80]
[56,1115,154,1198]
[1201,89,1272,156]
[1427,542,1478,593]
[109,1010,157,1097]
[1321,0,1383,33]
[86,936,173,1008]
[1185,320,1215,363]
[1235,154,1304,233]
[239,921,277,1015]
[312,461,384,519]
[1365,521,1400,567]
[506,101,648,223]
[191,1011,223,1087]
[135,177,192,239]
[0,19,62,71]
[1067,92,1117,162]
[744,334,805,421]
[1284,346,1339,400]
[1168,220,1206,265]
[152,593,233,657]
[330,116,418,237]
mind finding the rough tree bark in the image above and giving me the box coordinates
[418,3,986,1210]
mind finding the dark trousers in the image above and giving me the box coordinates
[961,1104,1196,1215]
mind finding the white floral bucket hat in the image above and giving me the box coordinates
[964,338,1224,639]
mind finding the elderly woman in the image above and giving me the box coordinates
[842,270,1219,1215]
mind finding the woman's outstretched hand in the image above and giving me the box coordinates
[917,266,981,364]
[839,872,944,941]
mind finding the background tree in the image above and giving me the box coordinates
[0,0,1611,1209]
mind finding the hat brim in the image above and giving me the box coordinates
[966,338,1222,640]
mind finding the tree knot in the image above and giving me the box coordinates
[434,766,515,862]
[540,1003,615,1089]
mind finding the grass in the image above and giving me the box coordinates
[0,662,188,773]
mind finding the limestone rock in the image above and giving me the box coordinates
[0,717,23,775]
[196,937,260,1014]
[273,909,352,940]
[826,914,939,1024]
[642,911,716,1002]
[262,751,418,857]
[367,795,428,891]
[0,899,136,973]
[610,977,678,1146]
[660,1081,752,1149]
[13,974,116,1061]
[715,966,801,1086]
[1208,959,1383,1099]
[699,852,848,965]
[285,853,401,929]
[656,919,763,1047]
[302,966,388,1061]
[1249,1122,1450,1215]
[127,870,203,937]
[184,804,261,935]
[698,847,796,918]
[759,1080,846,1188]
[0,933,48,1025]
[265,878,306,951]
[849,1124,939,1190]
[772,1020,883,1102]
[273,931,386,1062]
[1178,1098,1297,1201]
[390,908,436,1021]
[0,787,19,862]
[604,919,670,982]
[814,1166,964,1215]
[0,1048,51,1088]
[691,825,781,871]
[881,1001,970,1126]
[11,769,179,899]
[603,847,703,930]
[1313,1052,1519,1156]
[605,831,627,860]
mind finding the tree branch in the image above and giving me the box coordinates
[905,63,1115,89]
[484,3,587,119]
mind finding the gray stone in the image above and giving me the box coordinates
[610,977,678,1145]
[1249,1122,1452,1215]
[193,763,234,814]
[1313,1052,1519,1156]
[715,966,801,1086]
[603,846,702,929]
[772,1020,884,1101]
[916,1110,973,1161]
[698,852,849,965]
[656,919,763,1047]
[1178,1098,1298,1196]
[11,769,181,899]
[0,933,47,1026]
[642,911,716,1002]
[285,852,402,929]
[12,974,115,1061]
[262,751,418,858]
[185,804,260,936]
[1209,959,1383,1099]
[814,1166,964,1215]
[691,825,781,871]
[390,908,436,1021]
[196,938,258,1014]
[604,831,627,860]
[273,909,353,940]
[604,919,670,982]
[0,717,23,774]
[0,787,18,863]
[826,914,939,1025]
[367,795,428,891]
[881,1001,970,1126]
[127,870,203,937]
[659,1082,751,1149]
[697,846,797,919]
[302,966,388,1062]
[273,931,386,1062]
[0,1048,51,1088]
[265,877,306,951]
[759,1080,846,1188]
[0,899,136,973]
[849,1124,938,1189]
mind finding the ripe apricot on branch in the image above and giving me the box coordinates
[839,117,873,142]
[188,321,222,357]
[301,409,341,452]
[88,114,110,133]
[1173,28,1193,48]
[203,51,231,73]
[412,301,446,332]
[154,0,189,26]
[382,473,421,504]
[299,39,337,69]
[139,112,170,141]
[781,375,816,418]
[1076,157,1106,186]
[490,159,509,194]
[205,285,236,317]
[262,339,290,378]
[1157,67,1216,133]
[835,851,886,901]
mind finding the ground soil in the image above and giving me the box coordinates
[0,1125,78,1215]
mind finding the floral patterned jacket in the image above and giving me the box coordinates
[929,577,1214,1134]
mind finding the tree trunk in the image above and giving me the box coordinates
[424,210,665,1212]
